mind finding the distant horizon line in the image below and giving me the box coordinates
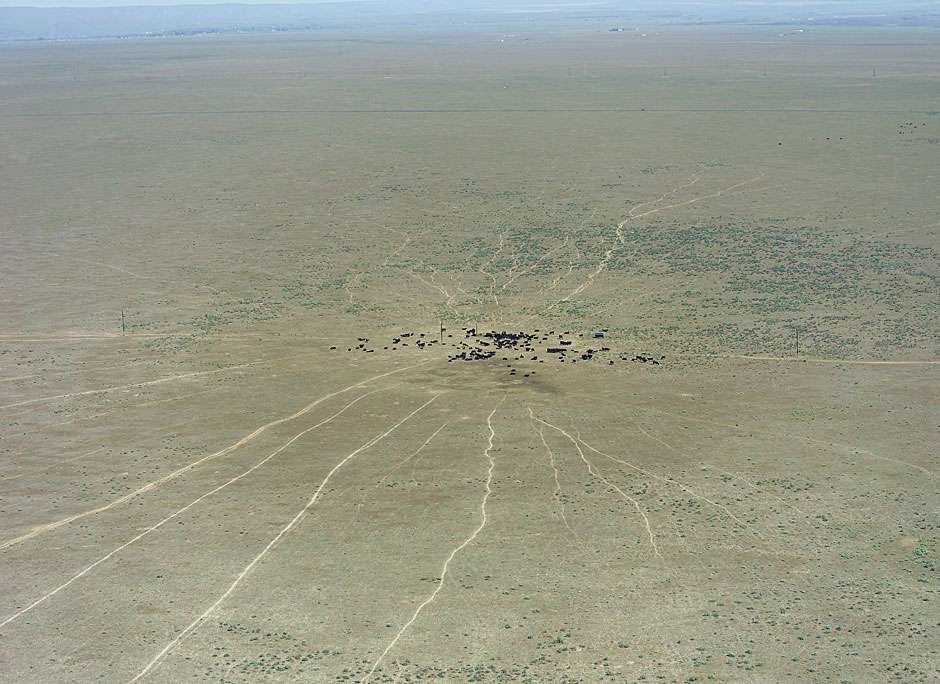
[3,1,374,6]
[1,0,382,9]
[4,0,937,10]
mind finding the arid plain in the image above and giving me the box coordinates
[1,22,939,683]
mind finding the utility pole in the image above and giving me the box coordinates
[795,329,799,357]
[122,309,126,334]
[440,319,444,343]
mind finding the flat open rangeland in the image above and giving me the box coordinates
[1,22,938,684]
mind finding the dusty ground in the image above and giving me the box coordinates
[1,22,938,684]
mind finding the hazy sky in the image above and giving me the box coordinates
[1,0,931,11]
[2,0,371,6]
[0,0,368,6]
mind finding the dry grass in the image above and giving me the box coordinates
[1,23,938,684]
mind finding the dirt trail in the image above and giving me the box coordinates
[527,408,580,544]
[0,358,436,550]
[0,353,307,412]
[519,172,764,326]
[626,173,761,221]
[353,422,449,521]
[531,414,661,559]
[724,354,940,365]
[577,436,746,527]
[0,447,106,482]
[0,387,388,629]
[625,173,702,219]
[0,333,349,344]
[699,463,821,529]
[361,398,503,684]
[42,251,226,297]
[796,434,938,480]
[126,394,439,684]
[0,386,227,443]
[630,419,819,526]
[0,360,151,385]
[586,391,937,483]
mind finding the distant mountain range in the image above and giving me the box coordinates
[1,1,937,42]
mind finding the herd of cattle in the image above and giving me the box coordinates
[330,328,664,375]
